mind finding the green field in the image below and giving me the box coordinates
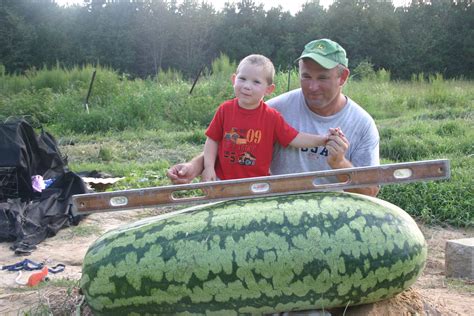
[0,61,472,227]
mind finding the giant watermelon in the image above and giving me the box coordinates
[80,192,427,315]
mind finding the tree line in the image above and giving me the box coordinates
[1,0,472,80]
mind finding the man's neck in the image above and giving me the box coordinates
[309,93,347,117]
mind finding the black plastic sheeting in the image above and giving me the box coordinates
[0,119,88,254]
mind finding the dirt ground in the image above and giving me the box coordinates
[0,208,472,315]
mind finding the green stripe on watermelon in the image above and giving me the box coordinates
[81,192,427,315]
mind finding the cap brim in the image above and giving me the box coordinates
[296,53,339,69]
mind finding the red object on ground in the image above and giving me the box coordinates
[27,266,48,287]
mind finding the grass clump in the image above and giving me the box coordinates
[446,278,474,293]
[61,224,103,239]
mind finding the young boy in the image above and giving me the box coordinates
[202,54,332,181]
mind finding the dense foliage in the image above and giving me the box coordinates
[1,0,472,80]
[0,63,472,227]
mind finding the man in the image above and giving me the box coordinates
[167,39,380,197]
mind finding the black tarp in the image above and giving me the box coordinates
[0,118,88,254]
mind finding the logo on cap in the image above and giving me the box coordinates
[296,39,349,69]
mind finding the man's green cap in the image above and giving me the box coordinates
[296,39,348,69]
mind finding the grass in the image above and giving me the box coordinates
[0,62,473,227]
[59,224,103,240]
[18,279,88,316]
[446,278,474,293]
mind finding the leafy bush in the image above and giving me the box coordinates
[29,64,70,93]
[352,60,376,80]
[0,88,55,123]
[376,68,391,82]
[272,68,300,96]
[156,68,183,85]
[211,53,235,80]
[0,72,32,94]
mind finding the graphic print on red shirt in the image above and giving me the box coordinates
[205,98,298,180]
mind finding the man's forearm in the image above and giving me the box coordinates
[345,186,380,197]
[328,157,379,197]
[191,152,205,176]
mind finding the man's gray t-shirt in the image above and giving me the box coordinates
[267,88,379,184]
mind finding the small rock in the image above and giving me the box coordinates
[445,238,474,280]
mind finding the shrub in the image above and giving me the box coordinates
[352,60,376,80]
[211,53,235,79]
[0,88,55,123]
[273,68,300,96]
[31,64,70,93]
[376,68,391,82]
[98,146,114,161]
[156,68,183,85]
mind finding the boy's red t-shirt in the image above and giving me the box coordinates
[205,98,298,180]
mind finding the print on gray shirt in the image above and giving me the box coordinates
[266,88,379,184]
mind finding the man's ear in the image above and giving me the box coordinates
[339,68,350,86]
[265,83,276,95]
[231,73,236,85]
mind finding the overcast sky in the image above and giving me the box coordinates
[55,0,411,15]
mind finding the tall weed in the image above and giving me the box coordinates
[211,53,235,80]
[273,68,300,96]
[0,88,55,123]
[156,68,183,85]
[28,64,70,93]
[0,72,32,94]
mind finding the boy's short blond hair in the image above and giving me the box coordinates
[236,54,275,85]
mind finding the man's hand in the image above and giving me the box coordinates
[166,163,195,184]
[325,128,379,197]
[326,127,350,169]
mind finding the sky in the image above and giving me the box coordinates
[55,0,412,14]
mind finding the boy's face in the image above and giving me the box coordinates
[232,63,275,109]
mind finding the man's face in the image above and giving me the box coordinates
[299,59,346,113]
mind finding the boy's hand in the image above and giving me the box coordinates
[326,127,350,169]
[329,127,345,138]
[201,168,217,182]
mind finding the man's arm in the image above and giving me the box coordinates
[326,130,379,197]
[327,155,380,196]
[166,153,204,184]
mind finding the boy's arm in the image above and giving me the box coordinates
[202,137,218,182]
[289,132,328,148]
